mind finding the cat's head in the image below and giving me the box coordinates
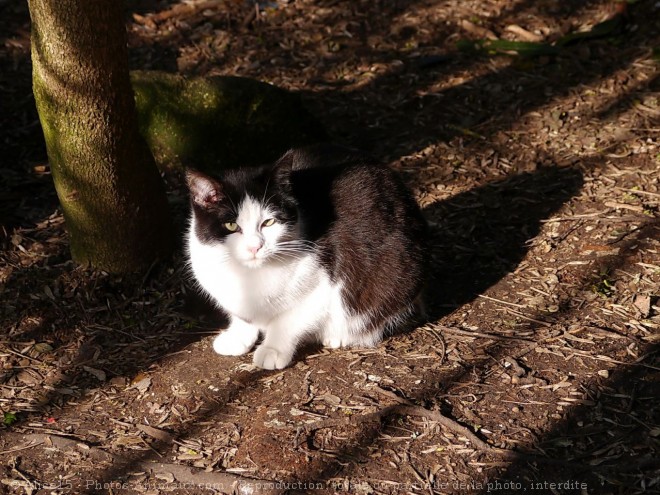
[186,164,300,268]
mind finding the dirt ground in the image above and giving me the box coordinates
[1,0,659,494]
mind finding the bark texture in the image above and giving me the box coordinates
[29,0,173,272]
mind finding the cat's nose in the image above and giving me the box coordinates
[246,238,264,256]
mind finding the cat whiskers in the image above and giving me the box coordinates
[264,240,317,261]
[277,239,318,250]
[264,248,306,260]
[272,245,316,257]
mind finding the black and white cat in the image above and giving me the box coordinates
[186,145,427,369]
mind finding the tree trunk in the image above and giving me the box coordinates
[28,0,173,272]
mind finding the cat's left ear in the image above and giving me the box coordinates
[186,169,224,208]
[272,149,295,195]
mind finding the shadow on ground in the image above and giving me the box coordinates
[423,166,584,320]
[486,342,659,494]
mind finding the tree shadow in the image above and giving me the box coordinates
[479,343,659,494]
[423,165,584,320]
[470,212,660,493]
[70,350,274,494]
[592,71,660,124]
[291,1,655,160]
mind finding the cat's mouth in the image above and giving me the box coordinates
[240,251,271,268]
[240,249,292,268]
[243,257,265,268]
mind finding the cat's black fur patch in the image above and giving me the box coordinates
[187,144,428,329]
[187,165,297,244]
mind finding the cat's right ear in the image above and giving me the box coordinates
[186,169,224,208]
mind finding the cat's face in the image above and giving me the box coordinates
[187,167,299,268]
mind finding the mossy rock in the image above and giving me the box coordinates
[131,70,326,172]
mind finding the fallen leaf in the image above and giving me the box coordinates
[633,295,651,318]
[581,244,619,253]
[130,375,152,393]
[43,285,55,300]
[459,19,497,40]
[504,24,544,42]
[155,472,175,483]
[178,452,204,460]
[109,376,128,388]
[113,435,145,446]
[17,370,40,386]
[83,366,107,382]
[33,342,53,353]
[137,424,174,442]
[131,372,149,385]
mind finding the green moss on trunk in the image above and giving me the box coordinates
[131,71,326,172]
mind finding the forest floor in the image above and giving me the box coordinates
[1,0,659,494]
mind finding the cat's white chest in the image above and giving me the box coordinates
[188,232,320,324]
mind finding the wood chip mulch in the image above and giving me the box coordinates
[1,0,658,494]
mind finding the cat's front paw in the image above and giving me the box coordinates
[213,330,255,356]
[253,345,293,370]
[322,337,344,349]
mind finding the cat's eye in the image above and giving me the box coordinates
[224,222,239,232]
[261,218,276,228]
